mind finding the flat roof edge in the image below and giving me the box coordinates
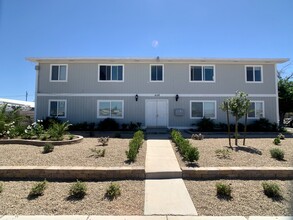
[26,57,290,64]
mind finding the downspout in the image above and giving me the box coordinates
[34,63,39,122]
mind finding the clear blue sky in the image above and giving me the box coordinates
[0,0,292,101]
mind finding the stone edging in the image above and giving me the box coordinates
[0,166,145,180]
[182,167,293,180]
[0,135,83,146]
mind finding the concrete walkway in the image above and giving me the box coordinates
[144,139,197,216]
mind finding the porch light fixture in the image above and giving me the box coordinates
[135,94,138,101]
[175,94,179,102]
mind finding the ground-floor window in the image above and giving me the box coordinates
[48,100,67,118]
[248,101,264,119]
[97,100,124,118]
[190,100,216,119]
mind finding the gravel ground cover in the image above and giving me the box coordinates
[0,180,144,215]
[185,179,293,216]
[0,138,146,167]
[173,138,293,167]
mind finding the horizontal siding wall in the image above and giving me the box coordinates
[38,63,277,95]
[36,96,278,127]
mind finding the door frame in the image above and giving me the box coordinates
[145,99,169,128]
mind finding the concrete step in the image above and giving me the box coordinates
[144,179,197,216]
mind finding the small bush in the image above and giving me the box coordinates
[262,182,282,198]
[273,137,281,145]
[171,129,200,163]
[277,133,285,140]
[125,130,144,162]
[191,133,204,140]
[48,121,71,141]
[270,148,284,160]
[216,182,232,198]
[247,118,278,132]
[98,118,119,131]
[105,183,121,200]
[69,180,87,199]
[215,149,231,159]
[184,147,199,162]
[28,180,47,198]
[98,137,109,146]
[195,117,215,131]
[0,182,3,193]
[90,148,106,158]
[68,134,75,140]
[43,143,54,154]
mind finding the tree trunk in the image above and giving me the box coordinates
[235,117,238,146]
[226,103,231,147]
[243,112,247,146]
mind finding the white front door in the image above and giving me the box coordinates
[145,99,168,127]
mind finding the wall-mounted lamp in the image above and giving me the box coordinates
[135,94,138,101]
[156,56,160,61]
[175,94,179,102]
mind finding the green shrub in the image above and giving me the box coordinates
[43,143,54,154]
[184,147,199,162]
[68,134,75,140]
[28,180,47,198]
[47,121,70,141]
[216,182,232,197]
[195,117,215,131]
[247,118,278,132]
[171,129,199,163]
[125,130,144,162]
[69,180,87,199]
[114,132,121,138]
[215,148,231,159]
[262,182,282,198]
[0,182,3,193]
[270,148,284,160]
[98,118,119,131]
[105,183,121,200]
[273,137,281,145]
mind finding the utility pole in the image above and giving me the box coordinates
[26,91,28,101]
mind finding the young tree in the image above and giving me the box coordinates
[227,91,250,146]
[220,100,232,147]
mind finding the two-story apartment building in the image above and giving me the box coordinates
[27,57,288,129]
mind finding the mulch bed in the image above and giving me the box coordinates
[0,180,144,215]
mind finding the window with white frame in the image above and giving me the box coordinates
[190,101,216,119]
[99,65,123,81]
[190,65,215,82]
[150,65,163,81]
[248,101,264,119]
[97,100,123,118]
[49,100,67,118]
[245,65,262,82]
[50,64,67,81]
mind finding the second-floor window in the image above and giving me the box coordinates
[150,64,164,81]
[246,65,262,82]
[190,65,215,82]
[50,64,68,82]
[99,65,123,81]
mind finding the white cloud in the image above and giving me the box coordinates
[152,40,159,48]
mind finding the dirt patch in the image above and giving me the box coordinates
[0,138,146,167]
[173,138,293,167]
[185,179,293,216]
[0,180,144,215]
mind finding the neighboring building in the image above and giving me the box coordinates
[27,57,288,129]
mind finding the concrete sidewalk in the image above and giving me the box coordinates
[145,140,181,179]
[144,139,197,216]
